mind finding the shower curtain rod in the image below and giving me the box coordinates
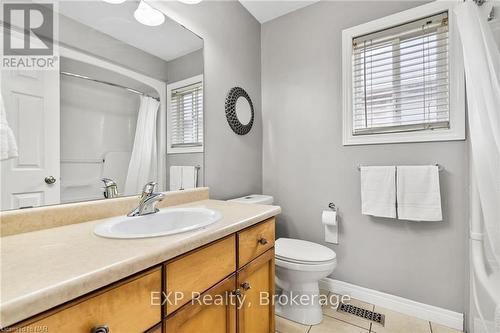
[471,0,496,21]
[60,71,160,101]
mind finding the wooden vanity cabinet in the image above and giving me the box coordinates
[164,218,276,333]
[237,218,275,267]
[18,267,162,333]
[237,249,275,333]
[165,235,236,315]
[165,275,237,333]
[10,217,277,333]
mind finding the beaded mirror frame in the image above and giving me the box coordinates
[225,87,254,135]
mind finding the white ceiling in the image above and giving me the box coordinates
[239,0,320,23]
[57,1,203,62]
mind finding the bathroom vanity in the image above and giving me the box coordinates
[0,189,280,333]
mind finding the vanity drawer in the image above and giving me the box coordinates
[237,218,275,268]
[19,267,161,333]
[165,235,236,315]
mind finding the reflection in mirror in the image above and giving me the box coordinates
[0,1,204,211]
[235,97,252,126]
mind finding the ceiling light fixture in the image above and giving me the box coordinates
[134,0,165,26]
[178,0,202,4]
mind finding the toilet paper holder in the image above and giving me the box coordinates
[324,203,338,244]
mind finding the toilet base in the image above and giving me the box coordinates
[274,286,324,326]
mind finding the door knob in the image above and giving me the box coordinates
[240,282,251,290]
[258,237,268,245]
[44,176,56,184]
[91,325,109,333]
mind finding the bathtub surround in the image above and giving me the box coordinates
[262,0,467,315]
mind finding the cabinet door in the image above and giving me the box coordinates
[166,235,236,314]
[18,268,161,333]
[165,275,236,333]
[237,218,275,268]
[237,249,275,333]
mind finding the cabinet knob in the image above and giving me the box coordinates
[91,325,109,333]
[258,237,268,245]
[232,289,242,297]
[44,176,56,184]
[240,282,251,290]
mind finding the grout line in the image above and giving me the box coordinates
[322,311,372,330]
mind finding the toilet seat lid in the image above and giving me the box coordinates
[275,238,336,263]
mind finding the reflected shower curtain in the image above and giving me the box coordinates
[124,96,160,195]
[455,2,500,332]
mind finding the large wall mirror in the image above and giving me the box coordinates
[0,1,204,211]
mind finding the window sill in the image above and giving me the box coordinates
[343,127,465,146]
[167,146,204,154]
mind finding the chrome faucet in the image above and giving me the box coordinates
[101,178,118,199]
[127,181,165,217]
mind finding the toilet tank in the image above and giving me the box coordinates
[228,194,274,205]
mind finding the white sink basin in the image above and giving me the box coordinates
[94,207,222,239]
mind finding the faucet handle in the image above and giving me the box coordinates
[101,178,116,187]
[142,182,157,196]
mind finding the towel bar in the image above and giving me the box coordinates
[356,164,444,171]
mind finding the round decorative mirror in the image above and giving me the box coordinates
[225,87,254,135]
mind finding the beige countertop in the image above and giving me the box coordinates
[0,199,281,327]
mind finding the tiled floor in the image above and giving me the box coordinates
[275,291,463,333]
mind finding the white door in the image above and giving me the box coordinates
[0,68,60,210]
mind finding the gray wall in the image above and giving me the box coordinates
[166,49,205,189]
[167,49,204,84]
[58,14,169,81]
[154,1,263,199]
[261,1,468,313]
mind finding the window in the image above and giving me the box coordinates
[342,2,464,145]
[167,75,203,153]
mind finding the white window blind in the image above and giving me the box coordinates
[352,11,449,135]
[170,81,203,148]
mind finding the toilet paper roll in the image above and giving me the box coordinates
[322,210,337,226]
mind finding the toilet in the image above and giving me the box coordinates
[229,194,337,325]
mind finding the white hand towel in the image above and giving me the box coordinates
[170,166,183,191]
[181,166,197,190]
[0,94,18,161]
[360,166,396,218]
[397,165,442,221]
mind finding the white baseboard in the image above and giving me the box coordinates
[319,278,464,331]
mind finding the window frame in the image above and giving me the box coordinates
[166,74,204,154]
[342,2,465,146]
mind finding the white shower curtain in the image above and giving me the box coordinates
[455,3,500,331]
[455,1,500,265]
[124,96,160,195]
